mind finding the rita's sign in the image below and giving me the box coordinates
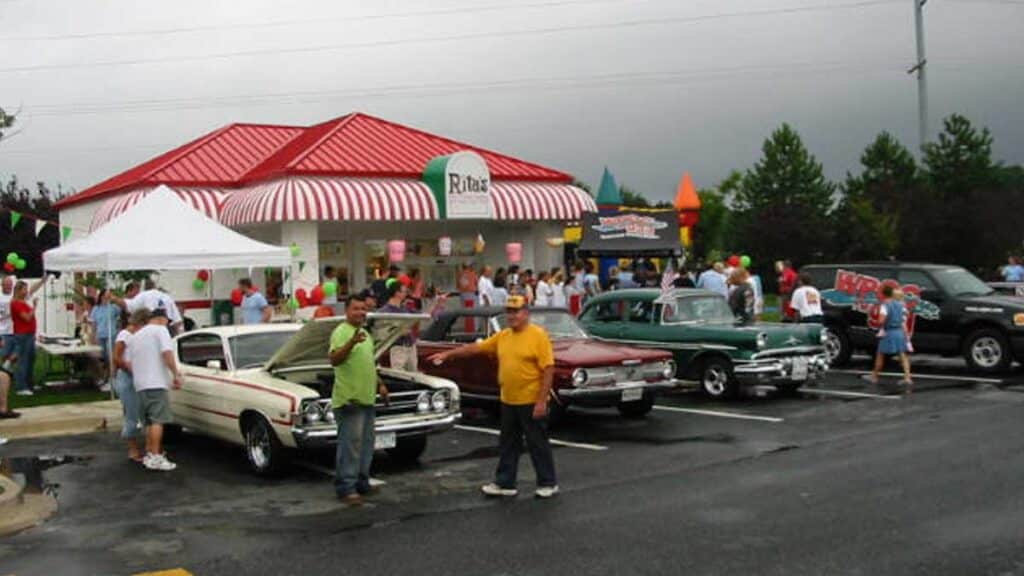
[423,151,493,220]
[822,269,941,335]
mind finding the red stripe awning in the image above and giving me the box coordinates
[219,177,439,226]
[490,182,596,221]
[90,187,225,231]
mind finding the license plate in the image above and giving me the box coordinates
[791,358,809,381]
[621,387,644,403]
[374,432,397,450]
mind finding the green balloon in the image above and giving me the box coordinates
[323,281,337,296]
[289,243,301,258]
[6,253,18,264]
[192,278,206,291]
[14,259,26,270]
[740,255,752,268]
[385,278,397,289]
[287,296,300,310]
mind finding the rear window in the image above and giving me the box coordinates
[802,267,838,289]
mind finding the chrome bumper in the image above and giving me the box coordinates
[557,379,677,401]
[733,354,829,384]
[291,413,461,447]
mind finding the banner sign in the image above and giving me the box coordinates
[423,151,493,220]
[822,269,941,336]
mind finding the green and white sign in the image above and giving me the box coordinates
[423,151,492,219]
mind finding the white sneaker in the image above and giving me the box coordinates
[98,383,111,392]
[143,453,177,471]
[535,485,560,499]
[480,482,518,497]
[0,437,8,446]
[15,389,33,396]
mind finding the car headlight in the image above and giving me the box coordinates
[662,360,676,380]
[572,368,588,386]
[302,402,323,424]
[325,409,336,423]
[756,333,768,349]
[416,392,431,413]
[431,390,449,412]
[1014,313,1024,327]
[820,329,829,344]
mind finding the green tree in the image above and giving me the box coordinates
[732,124,835,270]
[691,185,734,262]
[1,175,66,277]
[0,107,18,142]
[619,185,672,209]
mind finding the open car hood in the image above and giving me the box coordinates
[265,312,430,371]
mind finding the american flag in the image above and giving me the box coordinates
[661,261,679,293]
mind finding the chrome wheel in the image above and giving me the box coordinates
[246,422,272,471]
[971,336,1003,369]
[702,364,729,397]
[823,329,842,365]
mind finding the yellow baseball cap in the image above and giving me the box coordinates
[505,295,528,310]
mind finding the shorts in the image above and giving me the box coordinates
[137,389,174,426]
[114,371,143,438]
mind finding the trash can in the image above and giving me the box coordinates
[212,300,235,326]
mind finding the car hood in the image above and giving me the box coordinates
[266,312,430,371]
[553,338,672,368]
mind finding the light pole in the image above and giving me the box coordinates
[909,0,928,149]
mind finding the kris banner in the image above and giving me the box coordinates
[577,210,682,257]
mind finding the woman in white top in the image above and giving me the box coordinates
[114,309,149,462]
[535,271,554,307]
[490,274,510,308]
[551,270,568,308]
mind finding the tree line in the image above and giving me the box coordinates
[692,114,1024,284]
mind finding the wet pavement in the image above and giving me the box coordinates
[1,355,1023,575]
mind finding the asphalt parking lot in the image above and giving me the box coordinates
[2,355,1024,576]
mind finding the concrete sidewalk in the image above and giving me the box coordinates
[0,400,122,440]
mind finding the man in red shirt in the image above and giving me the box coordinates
[776,260,799,322]
[9,281,38,396]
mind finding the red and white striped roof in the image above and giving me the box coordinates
[491,182,597,221]
[90,187,225,231]
[220,177,439,227]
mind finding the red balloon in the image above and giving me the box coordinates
[398,274,413,287]
[727,255,741,267]
[2,262,13,273]
[230,288,244,306]
[295,288,308,300]
[309,285,325,305]
[197,269,210,282]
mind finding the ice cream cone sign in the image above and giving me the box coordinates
[674,172,701,228]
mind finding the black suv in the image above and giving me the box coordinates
[802,263,1024,374]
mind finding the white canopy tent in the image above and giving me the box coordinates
[44,185,291,271]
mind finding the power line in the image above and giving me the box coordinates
[0,0,902,74]
[0,0,649,42]
[9,60,909,119]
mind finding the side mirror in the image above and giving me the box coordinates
[206,359,223,371]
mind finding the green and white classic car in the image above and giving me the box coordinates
[579,289,829,399]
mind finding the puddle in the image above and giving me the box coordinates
[0,455,93,498]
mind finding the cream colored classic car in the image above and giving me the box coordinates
[169,313,461,476]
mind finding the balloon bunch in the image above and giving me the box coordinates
[193,269,210,292]
[3,252,27,274]
[727,254,753,269]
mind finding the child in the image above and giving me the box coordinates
[866,285,913,391]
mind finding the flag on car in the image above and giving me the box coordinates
[661,261,679,294]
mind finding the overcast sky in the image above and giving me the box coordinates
[1,0,1022,202]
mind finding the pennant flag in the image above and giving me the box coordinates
[10,211,21,229]
[61,226,72,241]
[35,219,47,237]
[661,260,680,295]
[298,261,306,273]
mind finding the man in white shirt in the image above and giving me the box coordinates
[790,273,824,323]
[129,308,183,471]
[534,271,554,307]
[124,280,184,335]
[478,266,495,307]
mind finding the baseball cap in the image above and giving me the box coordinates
[505,295,528,310]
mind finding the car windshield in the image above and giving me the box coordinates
[662,295,735,324]
[495,310,589,340]
[932,268,995,297]
[229,330,298,369]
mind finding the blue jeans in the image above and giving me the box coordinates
[114,370,142,439]
[11,334,35,392]
[334,404,375,497]
[495,403,557,489]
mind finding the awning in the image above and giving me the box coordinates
[90,187,225,231]
[220,177,439,227]
[576,210,683,258]
[491,182,596,221]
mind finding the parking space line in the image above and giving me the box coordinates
[455,424,609,451]
[798,388,901,400]
[653,405,783,423]
[831,369,1003,384]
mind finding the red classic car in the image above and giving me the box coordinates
[417,307,676,419]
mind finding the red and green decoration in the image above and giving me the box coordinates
[4,252,27,273]
[192,269,211,292]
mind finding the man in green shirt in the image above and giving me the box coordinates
[329,292,388,504]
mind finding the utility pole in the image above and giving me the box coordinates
[909,0,928,149]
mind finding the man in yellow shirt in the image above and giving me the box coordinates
[428,295,559,498]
